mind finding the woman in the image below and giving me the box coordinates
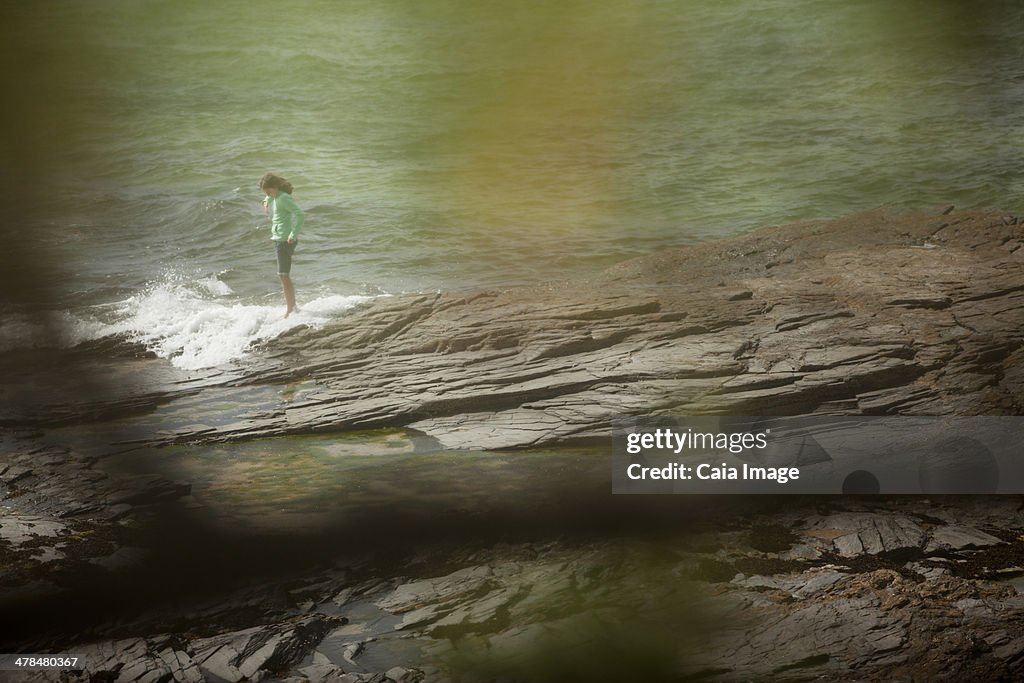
[259,173,304,318]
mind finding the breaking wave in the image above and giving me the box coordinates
[1,274,374,370]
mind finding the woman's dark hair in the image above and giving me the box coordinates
[259,173,294,194]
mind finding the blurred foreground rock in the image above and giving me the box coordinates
[6,451,1024,683]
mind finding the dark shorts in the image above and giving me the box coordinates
[275,240,297,275]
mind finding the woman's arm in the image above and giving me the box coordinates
[279,193,304,242]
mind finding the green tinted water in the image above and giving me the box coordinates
[13,0,1024,297]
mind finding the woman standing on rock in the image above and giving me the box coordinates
[259,173,304,318]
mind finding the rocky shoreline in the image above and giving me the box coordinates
[13,207,1023,449]
[2,207,1024,681]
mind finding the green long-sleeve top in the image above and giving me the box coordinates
[269,192,304,242]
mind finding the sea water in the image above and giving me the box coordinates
[6,0,1024,369]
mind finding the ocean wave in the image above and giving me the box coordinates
[1,276,374,371]
[115,279,374,370]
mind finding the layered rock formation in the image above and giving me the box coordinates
[188,207,1024,450]
[9,207,1022,448]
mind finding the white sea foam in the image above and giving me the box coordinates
[109,281,372,370]
[198,275,234,297]
[2,276,374,370]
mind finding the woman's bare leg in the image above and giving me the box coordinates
[280,274,297,318]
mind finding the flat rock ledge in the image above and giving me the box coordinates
[180,207,1023,448]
